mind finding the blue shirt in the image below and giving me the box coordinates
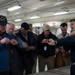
[0,33,12,72]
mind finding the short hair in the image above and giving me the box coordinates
[60,22,67,27]
[29,23,32,26]
[70,19,75,22]
[7,23,15,27]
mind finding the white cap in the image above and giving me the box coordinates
[43,24,50,30]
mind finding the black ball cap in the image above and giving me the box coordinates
[21,22,29,30]
[0,15,7,26]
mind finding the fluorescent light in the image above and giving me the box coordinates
[30,15,40,19]
[30,8,38,11]
[53,12,68,15]
[14,19,22,22]
[55,1,65,5]
[8,5,21,11]
[14,12,20,15]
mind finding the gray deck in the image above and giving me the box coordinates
[30,66,70,75]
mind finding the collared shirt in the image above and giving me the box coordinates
[21,33,28,46]
[57,33,69,39]
[22,34,28,41]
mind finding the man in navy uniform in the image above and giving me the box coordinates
[48,19,75,75]
[16,22,36,75]
[6,22,23,75]
[0,15,20,75]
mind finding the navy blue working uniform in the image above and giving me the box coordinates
[56,35,75,75]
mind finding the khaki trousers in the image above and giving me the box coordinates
[38,55,55,72]
[62,56,70,66]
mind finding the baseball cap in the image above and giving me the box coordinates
[43,24,50,31]
[0,15,7,26]
[21,22,29,30]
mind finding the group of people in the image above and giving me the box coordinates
[47,19,75,75]
[0,15,37,75]
[0,15,75,75]
[37,22,70,72]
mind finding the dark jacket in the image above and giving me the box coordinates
[16,31,37,67]
[56,35,75,63]
[8,34,22,65]
[37,32,57,58]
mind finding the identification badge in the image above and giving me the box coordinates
[44,46,47,51]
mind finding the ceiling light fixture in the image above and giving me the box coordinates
[53,11,68,15]
[14,19,22,22]
[55,1,65,5]
[30,15,40,19]
[14,12,20,15]
[8,5,21,11]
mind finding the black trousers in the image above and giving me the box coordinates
[0,71,9,75]
[25,59,33,75]
[71,65,75,75]
[9,63,23,75]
